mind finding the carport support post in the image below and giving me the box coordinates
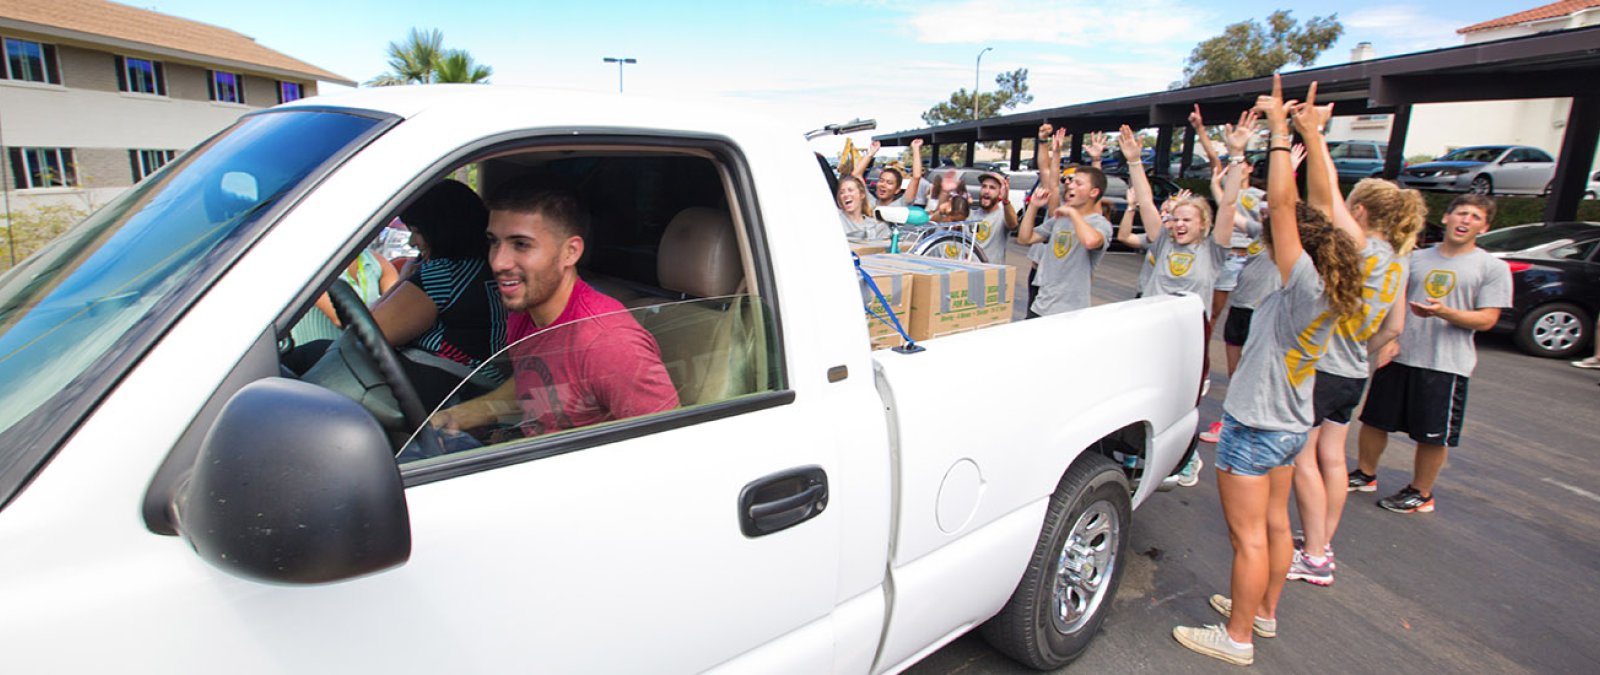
[1382,104,1412,181]
[964,141,976,167]
[1180,126,1196,176]
[1069,132,1084,169]
[1545,95,1599,223]
[929,143,940,167]
[1010,138,1023,171]
[1154,125,1174,177]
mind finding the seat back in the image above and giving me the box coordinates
[634,207,764,407]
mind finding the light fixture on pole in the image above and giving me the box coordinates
[973,47,993,121]
[602,57,637,93]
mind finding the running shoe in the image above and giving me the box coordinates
[1199,421,1222,444]
[1173,623,1253,666]
[1208,594,1277,638]
[1347,469,1377,493]
[1379,485,1435,513]
[1291,533,1335,570]
[1571,357,1600,369]
[1287,548,1334,586]
[1178,455,1203,487]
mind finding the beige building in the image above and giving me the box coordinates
[1328,0,1600,171]
[0,0,351,214]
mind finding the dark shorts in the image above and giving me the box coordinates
[1313,371,1367,425]
[1223,307,1254,347]
[1358,362,1469,447]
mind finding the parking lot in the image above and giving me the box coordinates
[910,245,1600,674]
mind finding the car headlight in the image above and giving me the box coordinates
[1437,167,1469,176]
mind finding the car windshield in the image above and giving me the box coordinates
[0,110,385,487]
[1477,224,1596,252]
[1437,147,1505,163]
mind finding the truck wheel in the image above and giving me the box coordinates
[980,453,1131,669]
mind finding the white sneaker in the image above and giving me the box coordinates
[1177,455,1203,487]
[1173,623,1253,666]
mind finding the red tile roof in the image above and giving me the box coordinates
[1458,0,1600,34]
[0,0,351,84]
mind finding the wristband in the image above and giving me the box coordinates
[1269,147,1292,154]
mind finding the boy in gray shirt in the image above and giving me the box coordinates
[1353,194,1514,514]
[1016,163,1110,316]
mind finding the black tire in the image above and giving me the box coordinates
[1470,174,1493,196]
[1514,301,1591,359]
[980,453,1132,669]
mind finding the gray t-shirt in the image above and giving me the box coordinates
[1224,253,1330,433]
[970,204,1010,266]
[1141,228,1228,317]
[1318,237,1406,379]
[1031,213,1113,315]
[840,210,888,239]
[1232,188,1267,248]
[1395,246,1513,377]
[1227,239,1279,310]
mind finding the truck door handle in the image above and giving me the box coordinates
[738,466,828,537]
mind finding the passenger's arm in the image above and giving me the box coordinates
[432,379,517,432]
[375,253,400,295]
[1117,125,1164,245]
[370,280,440,346]
[1258,74,1303,282]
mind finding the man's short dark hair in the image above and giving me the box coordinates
[1447,193,1496,224]
[486,177,590,241]
[1073,165,1108,201]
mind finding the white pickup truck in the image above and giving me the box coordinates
[0,86,1204,673]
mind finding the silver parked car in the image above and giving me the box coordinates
[1399,145,1556,196]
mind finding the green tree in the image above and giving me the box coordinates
[922,67,1033,126]
[1179,11,1342,87]
[367,28,493,86]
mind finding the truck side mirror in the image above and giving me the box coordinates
[174,378,411,584]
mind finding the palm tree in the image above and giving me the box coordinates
[366,28,443,87]
[432,50,492,84]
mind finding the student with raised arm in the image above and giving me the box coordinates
[1172,76,1364,667]
[860,139,925,214]
[1016,140,1111,317]
[1026,122,1058,307]
[1286,101,1426,586]
[836,174,886,239]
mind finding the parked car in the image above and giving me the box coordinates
[1326,140,1390,180]
[1478,222,1600,358]
[0,86,1205,673]
[1168,151,1214,179]
[1399,145,1556,196]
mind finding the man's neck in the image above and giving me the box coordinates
[530,273,579,329]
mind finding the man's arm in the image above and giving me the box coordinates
[1409,300,1501,332]
[1016,183,1052,245]
[1002,178,1020,231]
[432,379,518,431]
[1117,126,1164,245]
[1048,128,1066,213]
[1064,204,1105,250]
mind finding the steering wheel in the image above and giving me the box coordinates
[326,280,445,458]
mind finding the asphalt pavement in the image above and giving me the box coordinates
[911,243,1600,674]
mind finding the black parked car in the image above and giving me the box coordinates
[1478,222,1600,358]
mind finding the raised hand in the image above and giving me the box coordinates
[910,138,924,151]
[1290,143,1308,171]
[1188,104,1205,131]
[867,140,882,157]
[1254,73,1296,129]
[1116,125,1142,165]
[1086,131,1108,161]
[1038,122,1054,141]
[1053,127,1067,152]
[1223,109,1259,156]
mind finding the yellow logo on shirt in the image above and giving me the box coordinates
[1424,269,1457,299]
[1168,252,1195,276]
[975,221,992,243]
[1053,230,1076,258]
[1247,240,1264,256]
[1241,194,1258,211]
[943,242,960,258]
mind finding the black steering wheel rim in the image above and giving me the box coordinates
[326,279,443,456]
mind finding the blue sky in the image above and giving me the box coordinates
[146,0,1519,145]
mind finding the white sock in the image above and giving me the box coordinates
[1227,634,1252,650]
[1307,553,1328,566]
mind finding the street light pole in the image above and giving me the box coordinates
[602,57,637,93]
[973,47,992,121]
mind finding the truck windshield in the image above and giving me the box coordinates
[0,110,387,499]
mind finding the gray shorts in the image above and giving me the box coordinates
[1214,251,1248,292]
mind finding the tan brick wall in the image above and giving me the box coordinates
[56,44,118,92]
[72,147,135,189]
[164,61,208,102]
[243,74,276,106]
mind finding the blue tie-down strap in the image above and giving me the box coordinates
[854,253,924,354]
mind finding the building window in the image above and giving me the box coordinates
[279,81,303,103]
[8,147,78,189]
[207,70,244,103]
[3,37,62,84]
[116,56,166,95]
[129,149,177,182]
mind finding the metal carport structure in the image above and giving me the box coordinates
[874,25,1600,222]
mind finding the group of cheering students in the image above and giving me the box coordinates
[843,74,1512,667]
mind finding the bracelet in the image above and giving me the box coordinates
[1229,156,1246,164]
[1272,133,1293,142]
[1269,147,1292,153]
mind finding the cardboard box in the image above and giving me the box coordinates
[848,239,890,256]
[857,265,913,350]
[859,254,1014,342]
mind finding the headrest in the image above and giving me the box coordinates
[658,207,741,299]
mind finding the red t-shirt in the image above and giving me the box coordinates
[505,280,678,436]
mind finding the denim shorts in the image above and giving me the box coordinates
[1215,251,1249,291]
[1215,412,1305,476]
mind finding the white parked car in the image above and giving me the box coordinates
[0,85,1204,673]
[1399,145,1556,196]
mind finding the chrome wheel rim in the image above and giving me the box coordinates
[1470,177,1491,195]
[1051,501,1120,634]
[1534,310,1584,352]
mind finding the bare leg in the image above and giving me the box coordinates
[1216,467,1272,644]
[1356,423,1388,476]
[1225,343,1243,377]
[1319,421,1354,546]
[1291,426,1326,553]
[1211,290,1230,326]
[1259,465,1296,619]
[1412,443,1449,494]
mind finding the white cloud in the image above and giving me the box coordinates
[1340,5,1464,55]
[905,0,1205,46]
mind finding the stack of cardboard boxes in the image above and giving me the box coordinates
[855,253,1015,349]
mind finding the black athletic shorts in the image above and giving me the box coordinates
[1223,307,1254,347]
[1358,362,1469,447]
[1313,371,1367,425]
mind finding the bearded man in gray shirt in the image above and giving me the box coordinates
[1352,194,1513,514]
